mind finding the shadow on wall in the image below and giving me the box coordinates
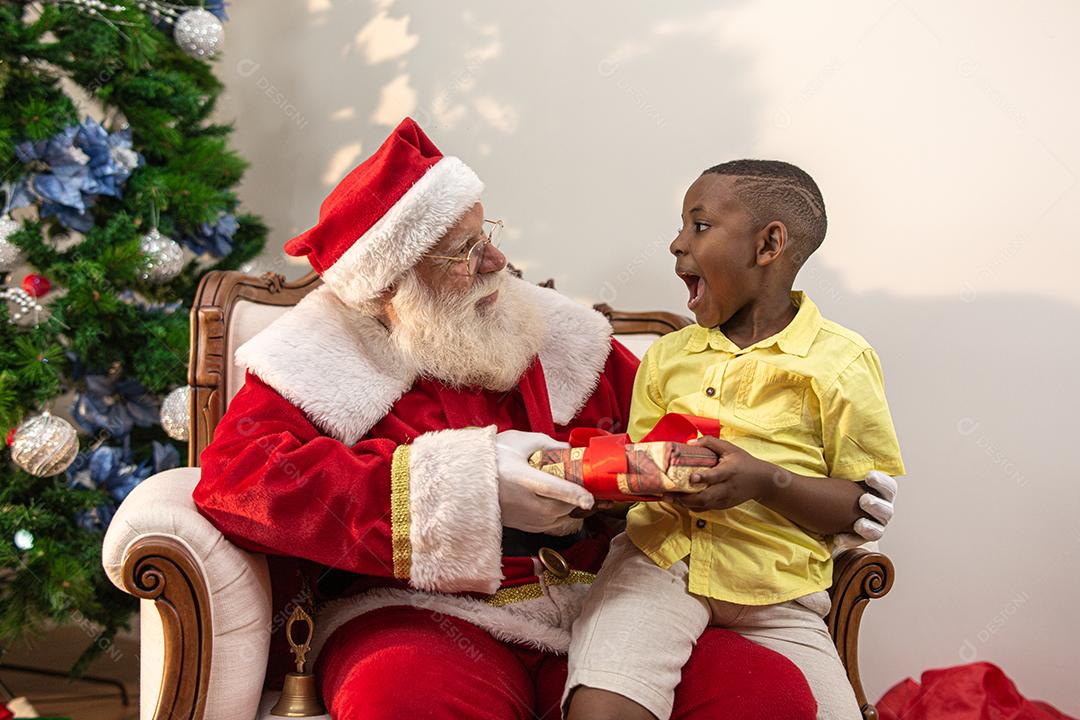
[791,260,1080,712]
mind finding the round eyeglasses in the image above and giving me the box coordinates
[424,219,504,276]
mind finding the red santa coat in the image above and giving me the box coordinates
[192,277,639,660]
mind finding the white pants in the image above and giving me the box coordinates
[564,533,861,720]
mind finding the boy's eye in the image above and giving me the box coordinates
[693,222,710,232]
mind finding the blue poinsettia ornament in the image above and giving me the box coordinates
[75,117,141,199]
[9,117,142,232]
[116,289,184,314]
[67,439,180,531]
[73,372,159,438]
[181,211,238,256]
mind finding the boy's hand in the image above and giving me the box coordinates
[660,436,777,512]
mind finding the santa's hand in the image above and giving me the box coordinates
[495,430,593,535]
[834,470,898,549]
[853,470,897,541]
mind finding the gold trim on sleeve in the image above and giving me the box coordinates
[390,444,412,580]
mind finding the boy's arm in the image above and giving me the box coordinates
[663,437,866,535]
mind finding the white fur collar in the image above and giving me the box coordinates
[233,278,613,445]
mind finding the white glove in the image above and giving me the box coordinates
[495,430,593,536]
[834,470,898,550]
[854,470,896,540]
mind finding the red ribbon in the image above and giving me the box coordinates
[570,414,721,501]
[642,413,721,443]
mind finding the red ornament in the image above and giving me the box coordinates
[21,273,51,298]
[5,426,16,447]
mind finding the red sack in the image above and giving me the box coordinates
[878,663,1075,720]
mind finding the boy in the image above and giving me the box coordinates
[563,160,905,720]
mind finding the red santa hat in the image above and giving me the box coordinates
[283,117,484,308]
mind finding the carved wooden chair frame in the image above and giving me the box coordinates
[121,270,893,720]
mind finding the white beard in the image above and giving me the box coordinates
[388,271,547,392]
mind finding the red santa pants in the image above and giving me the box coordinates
[316,605,816,719]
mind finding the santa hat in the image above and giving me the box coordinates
[284,117,484,308]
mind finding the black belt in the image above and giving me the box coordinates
[501,526,585,557]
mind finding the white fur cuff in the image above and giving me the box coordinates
[407,425,503,594]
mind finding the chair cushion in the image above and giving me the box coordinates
[613,333,658,360]
[227,299,295,405]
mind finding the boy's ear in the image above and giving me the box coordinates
[756,221,787,266]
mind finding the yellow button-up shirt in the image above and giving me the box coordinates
[625,291,905,605]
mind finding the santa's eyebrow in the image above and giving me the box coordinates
[449,229,481,254]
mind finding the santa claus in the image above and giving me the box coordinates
[192,118,892,719]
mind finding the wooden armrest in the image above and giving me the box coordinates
[827,547,895,720]
[121,535,212,720]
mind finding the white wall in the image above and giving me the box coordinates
[214,1,1080,712]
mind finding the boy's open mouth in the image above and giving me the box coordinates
[678,271,705,311]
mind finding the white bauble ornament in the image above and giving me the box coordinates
[0,214,23,272]
[174,8,224,59]
[11,412,80,477]
[160,385,190,441]
[13,529,34,551]
[140,228,184,283]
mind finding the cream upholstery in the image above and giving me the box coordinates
[226,299,294,405]
[102,469,273,720]
[612,332,658,360]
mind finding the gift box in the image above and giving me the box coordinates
[529,440,716,500]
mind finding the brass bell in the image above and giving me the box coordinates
[270,604,326,717]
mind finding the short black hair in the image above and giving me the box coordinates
[703,159,827,266]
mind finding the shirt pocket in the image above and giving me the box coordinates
[733,359,809,430]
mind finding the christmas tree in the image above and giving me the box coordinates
[0,0,266,672]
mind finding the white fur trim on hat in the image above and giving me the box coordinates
[321,156,484,308]
[407,425,503,595]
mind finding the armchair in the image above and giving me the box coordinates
[102,270,895,720]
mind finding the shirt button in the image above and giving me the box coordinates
[696,519,707,529]
[704,387,716,397]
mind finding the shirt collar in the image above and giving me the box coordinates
[683,291,821,358]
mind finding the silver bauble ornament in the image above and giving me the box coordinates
[0,214,23,272]
[13,529,34,551]
[11,412,79,477]
[2,286,47,327]
[160,385,191,441]
[174,8,224,59]
[140,228,184,283]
